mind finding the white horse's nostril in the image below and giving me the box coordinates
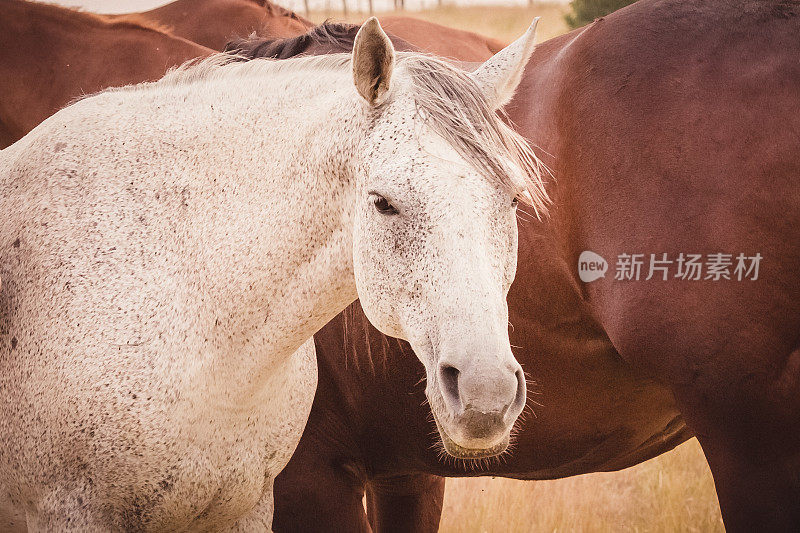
[437,356,523,423]
[506,367,527,424]
[438,363,462,413]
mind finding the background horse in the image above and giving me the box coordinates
[0,19,545,530]
[115,0,313,50]
[236,2,800,530]
[0,0,212,148]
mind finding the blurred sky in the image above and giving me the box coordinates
[49,0,569,14]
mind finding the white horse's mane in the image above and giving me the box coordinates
[110,51,549,214]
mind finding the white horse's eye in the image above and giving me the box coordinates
[511,196,520,208]
[370,193,398,215]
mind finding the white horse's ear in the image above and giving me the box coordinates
[470,17,539,110]
[352,17,395,106]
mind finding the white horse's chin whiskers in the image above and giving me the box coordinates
[431,408,512,460]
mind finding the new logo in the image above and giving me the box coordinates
[578,251,608,283]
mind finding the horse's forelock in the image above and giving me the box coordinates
[403,56,550,215]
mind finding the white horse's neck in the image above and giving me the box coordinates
[93,60,365,402]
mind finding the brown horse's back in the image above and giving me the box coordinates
[132,0,312,50]
[380,16,502,61]
[0,0,211,148]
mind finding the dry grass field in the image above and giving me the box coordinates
[440,439,723,532]
[314,4,723,531]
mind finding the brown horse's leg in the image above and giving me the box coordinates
[673,347,800,533]
[272,452,370,533]
[366,474,444,533]
[697,435,800,532]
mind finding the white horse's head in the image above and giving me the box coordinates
[349,18,546,459]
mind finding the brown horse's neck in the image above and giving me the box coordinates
[0,1,210,148]
[6,0,168,34]
[134,0,312,50]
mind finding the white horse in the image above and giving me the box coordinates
[0,18,545,531]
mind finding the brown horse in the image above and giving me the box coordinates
[239,3,800,531]
[118,0,313,50]
[0,0,212,148]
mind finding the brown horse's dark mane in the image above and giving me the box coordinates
[225,21,419,59]
[15,0,172,35]
[225,22,361,59]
